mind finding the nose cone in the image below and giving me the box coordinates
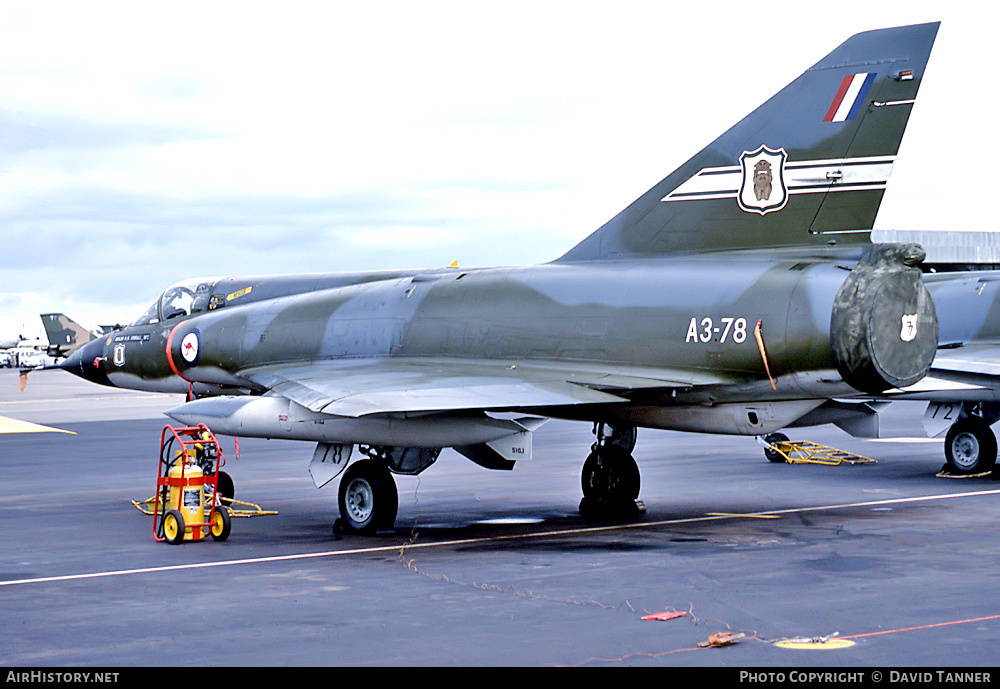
[59,336,114,387]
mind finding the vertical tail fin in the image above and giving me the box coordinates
[557,22,940,261]
[40,313,95,354]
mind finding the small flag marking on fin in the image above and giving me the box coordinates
[823,72,876,123]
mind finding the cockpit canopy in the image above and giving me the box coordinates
[130,277,225,326]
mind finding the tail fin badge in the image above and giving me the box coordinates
[738,146,788,215]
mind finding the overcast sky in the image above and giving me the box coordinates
[0,1,994,339]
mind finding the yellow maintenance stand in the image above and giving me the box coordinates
[760,432,876,466]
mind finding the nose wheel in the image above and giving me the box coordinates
[337,460,398,533]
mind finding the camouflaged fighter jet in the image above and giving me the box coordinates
[60,23,943,532]
[40,313,116,358]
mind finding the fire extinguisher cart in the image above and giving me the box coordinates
[153,424,232,544]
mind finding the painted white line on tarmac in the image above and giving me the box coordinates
[3,488,999,588]
[869,437,942,443]
[0,415,75,434]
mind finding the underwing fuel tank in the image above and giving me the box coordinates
[166,394,539,450]
[830,243,938,393]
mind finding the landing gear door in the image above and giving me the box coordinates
[922,402,960,438]
[309,443,352,488]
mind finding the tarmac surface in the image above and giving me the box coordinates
[2,368,999,668]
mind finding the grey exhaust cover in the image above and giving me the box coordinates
[831,243,938,393]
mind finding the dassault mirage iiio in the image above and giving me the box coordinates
[61,23,942,532]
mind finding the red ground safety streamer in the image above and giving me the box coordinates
[641,611,687,621]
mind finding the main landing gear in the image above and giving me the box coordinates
[943,416,997,475]
[332,424,648,534]
[580,422,644,518]
[925,402,1000,476]
[337,460,398,533]
[335,446,439,534]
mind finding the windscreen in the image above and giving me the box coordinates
[129,277,223,326]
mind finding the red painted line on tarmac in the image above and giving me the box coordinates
[841,614,1000,640]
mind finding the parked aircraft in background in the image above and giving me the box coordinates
[40,313,118,358]
[1,314,117,377]
[869,237,1000,475]
[2,335,54,370]
[1,334,25,351]
[60,23,965,533]
[1,329,35,365]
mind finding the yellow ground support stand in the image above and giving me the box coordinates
[765,440,876,466]
[132,496,278,518]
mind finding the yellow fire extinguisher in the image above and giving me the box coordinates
[155,424,233,545]
[161,451,206,544]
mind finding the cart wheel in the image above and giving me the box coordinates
[217,471,235,506]
[162,509,186,545]
[210,507,232,541]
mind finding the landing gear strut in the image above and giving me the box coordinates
[580,422,643,518]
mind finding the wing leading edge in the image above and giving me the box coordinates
[239,358,727,417]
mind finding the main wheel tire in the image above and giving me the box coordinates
[581,445,640,506]
[338,461,398,534]
[763,432,789,463]
[210,506,232,541]
[945,419,997,474]
[162,509,186,545]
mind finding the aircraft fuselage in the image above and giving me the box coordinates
[62,246,935,438]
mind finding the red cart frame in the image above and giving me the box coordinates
[153,424,227,543]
